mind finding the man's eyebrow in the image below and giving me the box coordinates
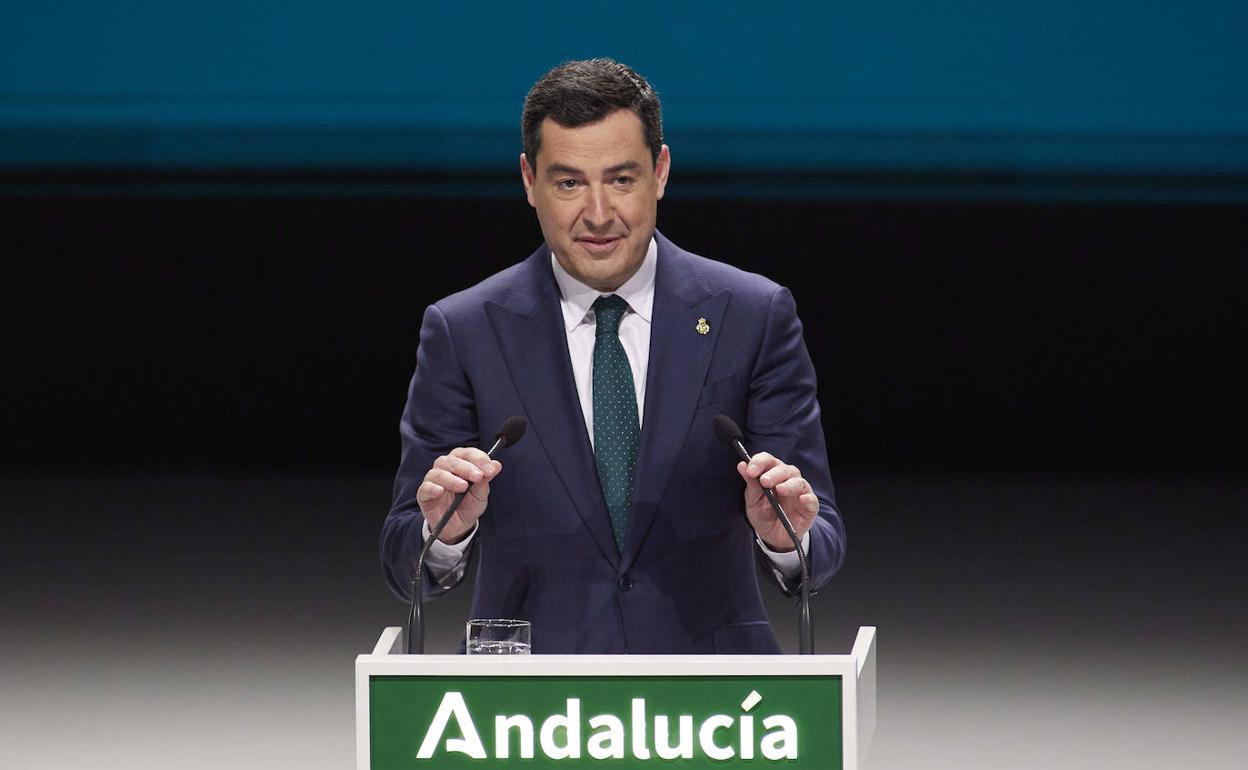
[605,161,643,175]
[542,161,643,178]
[543,163,584,177]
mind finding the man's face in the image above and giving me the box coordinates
[521,109,670,292]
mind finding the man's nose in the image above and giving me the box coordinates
[583,185,613,228]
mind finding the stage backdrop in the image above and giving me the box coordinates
[3,2,1247,200]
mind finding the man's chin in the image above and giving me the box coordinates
[570,260,633,292]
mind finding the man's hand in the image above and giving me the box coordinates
[417,447,502,544]
[737,452,819,552]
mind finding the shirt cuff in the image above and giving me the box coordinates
[755,530,811,582]
[421,520,478,588]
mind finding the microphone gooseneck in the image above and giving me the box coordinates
[407,415,527,654]
[713,414,815,654]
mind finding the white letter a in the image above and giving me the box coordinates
[416,692,487,759]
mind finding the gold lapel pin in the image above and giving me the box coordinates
[695,317,711,335]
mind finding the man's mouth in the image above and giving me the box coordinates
[576,235,623,255]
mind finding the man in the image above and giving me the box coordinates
[381,59,845,653]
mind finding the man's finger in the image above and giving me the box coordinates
[744,452,780,477]
[467,479,492,503]
[449,446,494,468]
[759,463,800,489]
[416,480,445,503]
[799,491,820,515]
[433,454,485,483]
[425,468,472,494]
[737,460,761,488]
[773,475,808,497]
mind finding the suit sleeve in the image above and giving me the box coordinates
[747,286,847,596]
[379,303,481,601]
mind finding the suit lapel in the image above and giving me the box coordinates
[485,246,620,568]
[622,234,728,572]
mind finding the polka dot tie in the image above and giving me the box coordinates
[592,294,640,551]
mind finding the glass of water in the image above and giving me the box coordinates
[466,619,531,654]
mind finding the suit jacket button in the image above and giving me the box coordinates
[617,575,633,592]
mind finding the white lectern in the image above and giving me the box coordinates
[357,625,876,769]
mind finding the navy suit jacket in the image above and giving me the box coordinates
[381,232,845,653]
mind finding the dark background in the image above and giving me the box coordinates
[7,190,1246,473]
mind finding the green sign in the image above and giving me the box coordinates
[370,674,842,768]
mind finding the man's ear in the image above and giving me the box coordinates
[520,153,537,207]
[654,145,671,201]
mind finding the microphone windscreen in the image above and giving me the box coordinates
[496,415,528,448]
[712,414,743,448]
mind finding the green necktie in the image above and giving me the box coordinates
[592,294,640,550]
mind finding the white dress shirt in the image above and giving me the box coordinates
[422,238,805,587]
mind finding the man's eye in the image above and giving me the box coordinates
[614,176,634,186]
[556,179,579,190]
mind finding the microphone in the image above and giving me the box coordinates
[407,416,528,654]
[713,414,814,654]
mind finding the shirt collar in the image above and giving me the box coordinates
[551,237,657,332]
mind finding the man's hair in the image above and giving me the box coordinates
[522,58,663,167]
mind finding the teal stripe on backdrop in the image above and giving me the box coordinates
[2,2,1247,190]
